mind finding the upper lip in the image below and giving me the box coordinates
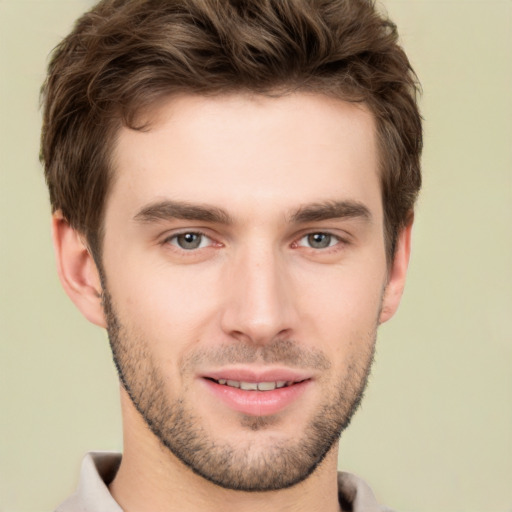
[200,367,314,383]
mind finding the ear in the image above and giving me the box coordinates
[379,217,413,324]
[52,211,107,328]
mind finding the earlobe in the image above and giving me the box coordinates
[379,218,413,324]
[51,211,107,328]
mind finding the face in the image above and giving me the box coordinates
[100,93,391,491]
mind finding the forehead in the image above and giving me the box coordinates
[109,92,381,223]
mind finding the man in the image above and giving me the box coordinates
[40,0,422,510]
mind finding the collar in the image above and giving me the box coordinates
[56,452,389,512]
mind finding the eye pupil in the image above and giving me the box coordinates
[177,233,202,249]
[307,233,331,249]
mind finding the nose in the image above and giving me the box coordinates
[220,244,298,345]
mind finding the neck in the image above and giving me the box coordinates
[110,388,341,512]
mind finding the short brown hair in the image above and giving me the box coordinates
[41,0,422,260]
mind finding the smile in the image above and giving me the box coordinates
[213,379,297,391]
[202,375,312,416]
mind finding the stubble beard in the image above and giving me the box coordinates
[102,286,376,492]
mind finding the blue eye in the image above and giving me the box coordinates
[168,232,211,250]
[299,233,339,249]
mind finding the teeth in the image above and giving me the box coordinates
[240,382,259,391]
[216,379,293,391]
[257,382,276,391]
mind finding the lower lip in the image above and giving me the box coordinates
[201,378,311,416]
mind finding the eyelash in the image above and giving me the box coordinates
[294,232,344,250]
[163,230,216,251]
[163,230,347,253]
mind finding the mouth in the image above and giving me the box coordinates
[206,378,303,391]
[201,372,312,416]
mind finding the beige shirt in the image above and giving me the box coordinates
[56,452,391,512]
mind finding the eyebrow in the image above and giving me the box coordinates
[134,200,233,225]
[133,199,372,226]
[289,200,372,224]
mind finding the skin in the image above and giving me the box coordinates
[52,92,412,512]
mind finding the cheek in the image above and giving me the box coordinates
[297,259,386,323]
[294,261,385,362]
[106,261,222,347]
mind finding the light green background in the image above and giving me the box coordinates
[1,1,511,511]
